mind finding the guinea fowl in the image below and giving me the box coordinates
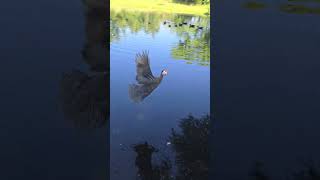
[128,51,168,103]
[134,51,168,85]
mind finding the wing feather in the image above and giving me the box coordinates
[135,50,154,78]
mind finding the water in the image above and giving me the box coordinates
[110,10,210,179]
[214,0,320,179]
[2,0,319,179]
[0,1,108,179]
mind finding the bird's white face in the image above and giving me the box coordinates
[162,69,168,76]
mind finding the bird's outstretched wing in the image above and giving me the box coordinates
[135,51,154,79]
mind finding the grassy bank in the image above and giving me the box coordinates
[110,0,210,16]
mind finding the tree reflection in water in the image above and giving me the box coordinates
[59,0,109,128]
[169,114,210,180]
[110,10,210,66]
[132,114,210,180]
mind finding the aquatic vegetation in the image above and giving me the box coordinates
[280,4,320,14]
[243,2,267,10]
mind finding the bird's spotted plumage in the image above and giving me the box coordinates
[135,51,165,84]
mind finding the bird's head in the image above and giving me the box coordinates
[161,69,168,76]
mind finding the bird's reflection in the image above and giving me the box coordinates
[129,51,168,103]
[59,0,108,128]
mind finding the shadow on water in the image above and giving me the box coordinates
[60,0,109,128]
[110,10,210,66]
[131,114,210,180]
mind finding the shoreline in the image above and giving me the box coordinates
[111,0,210,16]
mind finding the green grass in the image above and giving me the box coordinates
[111,0,210,16]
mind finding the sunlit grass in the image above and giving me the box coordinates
[110,0,210,16]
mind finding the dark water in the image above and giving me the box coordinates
[110,10,210,179]
[0,0,108,179]
[2,0,319,179]
[214,0,320,179]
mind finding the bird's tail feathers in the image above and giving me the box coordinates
[128,84,143,103]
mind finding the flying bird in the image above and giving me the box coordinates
[128,51,168,103]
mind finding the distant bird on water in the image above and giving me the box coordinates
[128,51,168,103]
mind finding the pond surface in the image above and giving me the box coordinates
[110,10,210,179]
[0,1,108,179]
[214,0,320,179]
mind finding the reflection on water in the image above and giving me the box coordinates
[132,114,210,180]
[243,0,320,14]
[169,114,210,180]
[215,0,320,179]
[60,0,109,128]
[110,9,210,180]
[0,0,108,179]
[110,10,210,66]
[170,15,210,66]
[60,70,108,128]
[249,160,320,180]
